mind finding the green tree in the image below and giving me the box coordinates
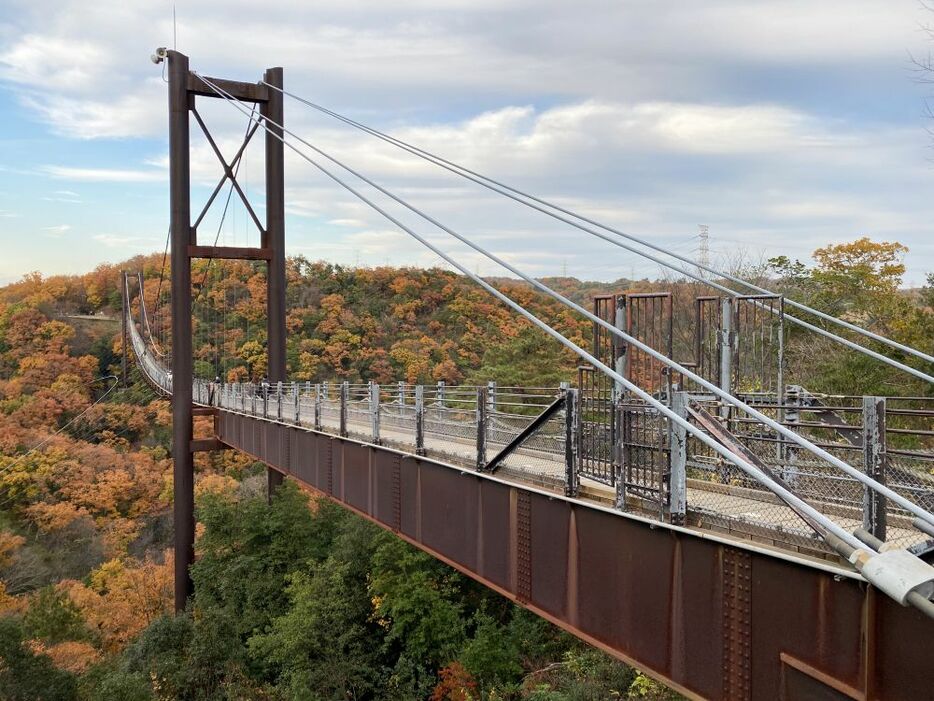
[0,615,77,701]
[369,533,468,697]
[248,560,385,699]
[23,585,89,644]
[190,482,322,641]
[458,611,523,693]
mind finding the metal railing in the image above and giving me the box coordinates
[126,297,934,563]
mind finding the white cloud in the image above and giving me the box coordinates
[43,224,70,234]
[1,0,933,283]
[93,233,142,247]
[0,34,110,93]
[41,165,164,182]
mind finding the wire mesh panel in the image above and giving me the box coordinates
[577,295,620,485]
[488,388,567,483]
[319,383,342,432]
[378,383,418,447]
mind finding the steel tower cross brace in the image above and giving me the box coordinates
[167,50,286,612]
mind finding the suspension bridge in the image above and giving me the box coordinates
[123,49,934,700]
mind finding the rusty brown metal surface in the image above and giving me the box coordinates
[187,245,273,260]
[214,410,934,701]
[722,547,752,700]
[186,74,269,102]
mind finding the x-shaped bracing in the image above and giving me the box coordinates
[191,108,264,236]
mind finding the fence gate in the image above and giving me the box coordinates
[619,292,672,510]
[693,295,721,388]
[578,292,674,510]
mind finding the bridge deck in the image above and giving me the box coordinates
[212,404,934,701]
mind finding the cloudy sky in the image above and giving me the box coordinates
[1,0,933,285]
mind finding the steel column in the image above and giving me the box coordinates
[719,297,733,421]
[340,381,348,437]
[669,391,688,525]
[263,65,286,498]
[565,388,580,497]
[614,294,627,394]
[415,384,426,455]
[168,49,194,613]
[120,271,128,388]
[370,381,381,444]
[476,386,487,471]
[314,383,322,431]
[862,396,887,540]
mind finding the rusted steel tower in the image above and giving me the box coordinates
[164,49,286,611]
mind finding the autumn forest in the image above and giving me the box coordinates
[0,238,931,700]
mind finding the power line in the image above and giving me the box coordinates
[0,370,158,512]
[0,375,120,480]
[263,83,934,378]
[698,224,709,271]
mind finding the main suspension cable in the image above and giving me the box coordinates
[264,82,934,381]
[197,73,934,530]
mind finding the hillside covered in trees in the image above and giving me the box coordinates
[0,238,930,699]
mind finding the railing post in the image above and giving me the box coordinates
[564,388,580,497]
[370,381,381,444]
[415,384,426,456]
[614,294,628,395]
[340,381,348,437]
[487,380,497,414]
[251,385,257,416]
[314,383,322,431]
[436,380,445,420]
[276,381,283,421]
[862,396,887,540]
[398,381,405,408]
[294,383,301,424]
[476,386,487,471]
[668,391,688,525]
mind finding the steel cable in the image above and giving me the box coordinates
[199,72,934,529]
[263,82,934,382]
[193,73,884,551]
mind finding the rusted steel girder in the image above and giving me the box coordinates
[214,410,933,701]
